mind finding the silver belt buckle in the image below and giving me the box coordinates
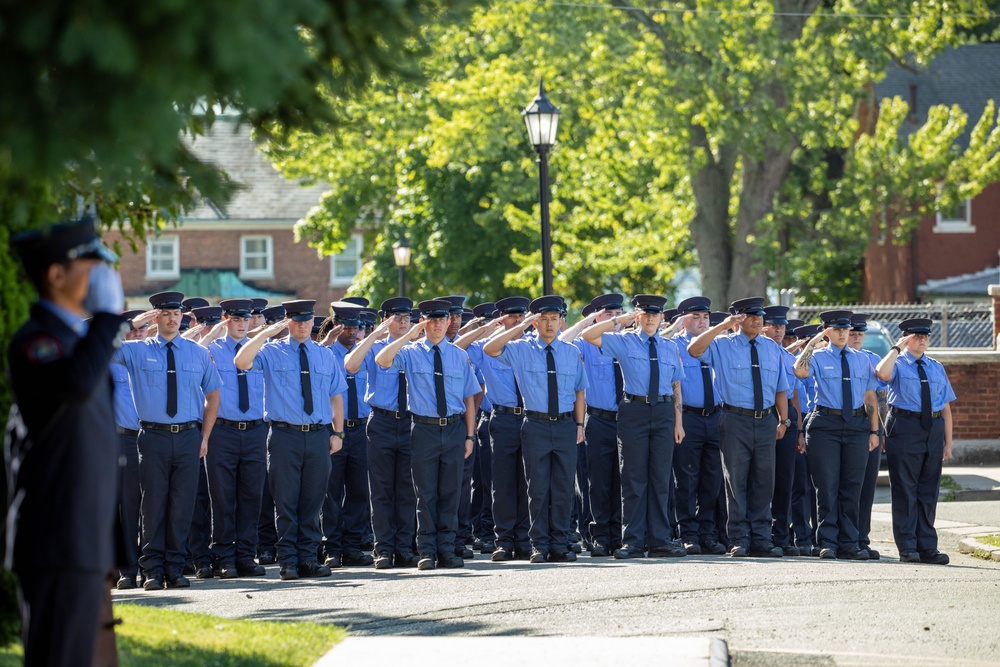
[300,424,310,432]
[438,418,448,427]
[170,424,180,433]
[513,407,523,415]
[754,410,765,419]
[238,422,247,430]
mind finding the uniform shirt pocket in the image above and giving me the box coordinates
[140,360,164,387]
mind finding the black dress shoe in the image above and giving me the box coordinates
[701,540,727,555]
[237,561,266,577]
[807,545,822,557]
[863,548,880,560]
[819,548,837,559]
[116,576,136,590]
[361,540,374,552]
[491,547,513,562]
[183,561,197,576]
[549,550,577,563]
[529,549,547,564]
[299,561,333,578]
[749,543,783,558]
[195,565,214,579]
[279,565,299,580]
[513,547,532,561]
[590,544,609,558]
[783,545,801,557]
[567,542,583,554]
[375,554,393,569]
[257,550,276,565]
[165,574,191,589]
[324,553,343,568]
[899,550,921,563]
[217,562,239,579]
[728,545,749,558]
[479,540,495,554]
[455,546,475,559]
[613,545,645,559]
[837,548,869,561]
[342,549,374,567]
[682,541,702,555]
[394,552,420,568]
[649,543,687,557]
[920,551,950,565]
[438,552,465,568]
[143,576,164,591]
[472,538,484,551]
[417,556,436,570]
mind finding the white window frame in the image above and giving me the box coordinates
[145,236,180,279]
[329,233,364,287]
[240,235,274,279]
[934,198,975,233]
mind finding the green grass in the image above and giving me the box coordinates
[940,475,960,491]
[977,534,1000,549]
[0,603,344,666]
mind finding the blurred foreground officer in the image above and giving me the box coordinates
[688,298,789,558]
[375,300,479,570]
[794,311,879,560]
[205,299,267,577]
[113,291,222,589]
[581,294,684,559]
[876,319,956,565]
[7,218,127,666]
[235,301,346,580]
[485,296,588,563]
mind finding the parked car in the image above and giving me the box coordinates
[862,321,894,358]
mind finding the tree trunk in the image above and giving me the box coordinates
[688,125,737,308]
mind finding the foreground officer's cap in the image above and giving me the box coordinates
[677,296,711,314]
[10,216,118,271]
[381,297,414,314]
[763,305,790,325]
[150,291,185,310]
[899,318,932,335]
[529,295,564,314]
[331,304,363,327]
[250,298,268,314]
[261,305,285,324]
[496,296,530,314]
[794,323,822,339]
[192,306,223,326]
[728,297,766,316]
[434,295,465,314]
[850,313,870,332]
[418,299,453,319]
[179,314,193,332]
[709,311,729,326]
[473,302,496,319]
[786,319,805,332]
[283,299,317,322]
[631,294,668,314]
[181,297,209,313]
[591,293,624,312]
[220,298,254,317]
[343,296,370,307]
[820,310,853,329]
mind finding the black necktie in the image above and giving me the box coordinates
[916,358,932,430]
[613,359,624,405]
[701,362,715,410]
[840,348,852,421]
[398,370,408,413]
[433,345,447,417]
[166,341,177,418]
[648,336,660,403]
[299,342,314,416]
[749,338,763,412]
[546,344,559,418]
[346,374,358,420]
[235,342,249,413]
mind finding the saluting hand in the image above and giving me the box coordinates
[132,309,159,328]
[893,334,915,350]
[320,324,344,347]
[612,312,634,326]
[407,319,429,340]
[521,313,541,329]
[721,313,745,329]
[263,318,291,339]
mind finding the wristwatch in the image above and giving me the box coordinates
[333,431,346,439]
[781,418,792,428]
[465,436,475,441]
[869,430,880,436]
[576,422,585,428]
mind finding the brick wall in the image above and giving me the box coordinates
[937,352,1000,439]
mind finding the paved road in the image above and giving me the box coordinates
[115,500,1000,666]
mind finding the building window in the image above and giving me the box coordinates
[329,233,363,287]
[241,235,274,279]
[934,198,975,233]
[146,237,179,279]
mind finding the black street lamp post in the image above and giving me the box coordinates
[522,79,561,296]
[392,234,411,298]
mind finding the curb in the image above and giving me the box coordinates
[957,536,1000,561]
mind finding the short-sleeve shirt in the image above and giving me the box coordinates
[209,335,265,421]
[574,338,619,411]
[496,337,588,414]
[330,340,371,419]
[111,363,140,430]
[806,345,878,411]
[469,338,521,409]
[885,351,956,412]
[693,331,789,410]
[674,331,717,409]
[600,330,684,396]
[362,336,406,411]
[390,339,480,417]
[253,337,347,424]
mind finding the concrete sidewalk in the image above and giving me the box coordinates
[875,464,1000,502]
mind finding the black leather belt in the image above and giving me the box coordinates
[140,420,200,433]
[216,418,264,430]
[524,410,573,421]
[586,407,618,420]
[624,393,670,404]
[683,405,721,417]
[493,405,524,416]
[412,413,464,426]
[116,426,140,437]
[372,407,411,420]
[891,407,943,419]
[271,421,329,432]
[722,405,773,419]
[816,406,866,417]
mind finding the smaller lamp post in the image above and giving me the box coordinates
[392,234,411,298]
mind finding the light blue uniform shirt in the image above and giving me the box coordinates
[574,338,619,411]
[209,335,265,421]
[674,331,718,409]
[694,332,789,410]
[600,330,684,397]
[111,363,140,430]
[807,345,878,411]
[885,351,956,412]
[779,347,800,406]
[860,348,889,390]
[113,335,222,423]
[390,339,480,417]
[362,337,407,411]
[799,371,818,413]
[496,337,588,414]
[468,338,521,409]
[253,338,347,425]
[330,341,371,419]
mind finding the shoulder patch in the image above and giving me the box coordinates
[23,335,63,363]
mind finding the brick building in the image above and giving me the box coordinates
[108,118,363,307]
[864,45,1000,304]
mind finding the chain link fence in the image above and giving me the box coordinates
[792,303,993,348]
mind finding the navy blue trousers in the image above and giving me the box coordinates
[206,421,267,564]
[805,412,869,551]
[886,412,945,554]
[322,421,370,556]
[617,399,676,550]
[858,441,881,548]
[521,417,577,554]
[410,420,465,557]
[718,411,777,548]
[268,427,331,567]
[17,572,105,667]
[257,469,277,554]
[672,410,723,544]
[573,439,593,544]
[771,407,799,548]
[366,412,417,557]
[790,450,817,547]
[137,427,201,577]
[585,413,622,550]
[490,411,530,550]
[471,412,495,542]
[456,423,478,548]
[117,432,141,579]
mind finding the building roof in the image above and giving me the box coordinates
[875,44,1000,149]
[918,264,1000,296]
[183,120,327,221]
